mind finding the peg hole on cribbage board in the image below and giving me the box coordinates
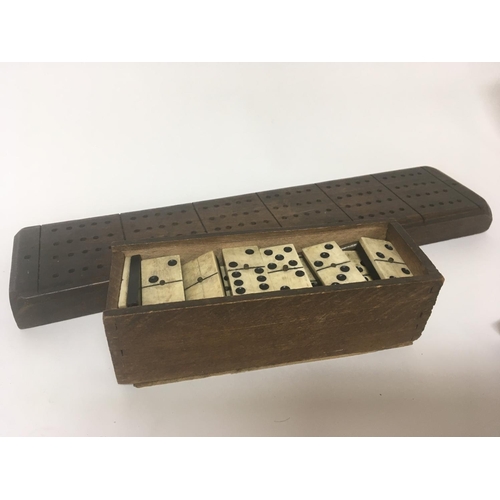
[117,236,413,307]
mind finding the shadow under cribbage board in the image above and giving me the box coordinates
[10,166,492,329]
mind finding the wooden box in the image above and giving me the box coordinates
[103,221,444,387]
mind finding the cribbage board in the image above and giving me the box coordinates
[10,166,491,329]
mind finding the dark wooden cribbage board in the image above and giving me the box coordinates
[10,166,492,329]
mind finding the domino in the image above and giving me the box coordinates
[344,250,373,282]
[127,254,143,307]
[299,255,319,287]
[359,237,413,279]
[141,255,185,305]
[302,240,365,286]
[182,251,225,301]
[260,244,312,291]
[220,265,232,296]
[118,254,142,308]
[118,255,132,308]
[222,245,274,296]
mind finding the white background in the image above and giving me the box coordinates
[1,63,499,436]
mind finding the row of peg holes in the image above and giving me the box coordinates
[281,210,341,220]
[133,227,199,235]
[50,246,111,260]
[393,182,437,189]
[52,234,114,245]
[264,190,313,199]
[342,198,396,207]
[335,190,385,200]
[281,207,340,220]
[356,209,405,219]
[272,200,324,209]
[200,199,254,208]
[129,211,188,220]
[213,220,272,230]
[133,222,194,233]
[51,221,113,231]
[380,172,423,179]
[52,263,105,278]
[209,210,261,220]
[405,190,453,198]
[322,179,373,188]
[51,245,111,260]
[419,201,461,208]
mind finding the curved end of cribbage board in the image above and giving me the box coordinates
[9,166,492,329]
[9,215,121,329]
[418,166,493,241]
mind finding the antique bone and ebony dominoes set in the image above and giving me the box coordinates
[118,237,414,309]
[9,166,492,387]
[104,221,442,386]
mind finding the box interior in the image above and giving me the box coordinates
[106,222,436,312]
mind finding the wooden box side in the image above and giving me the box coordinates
[104,276,442,385]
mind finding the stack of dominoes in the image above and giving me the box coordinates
[118,237,413,308]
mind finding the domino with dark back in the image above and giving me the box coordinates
[126,255,142,307]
